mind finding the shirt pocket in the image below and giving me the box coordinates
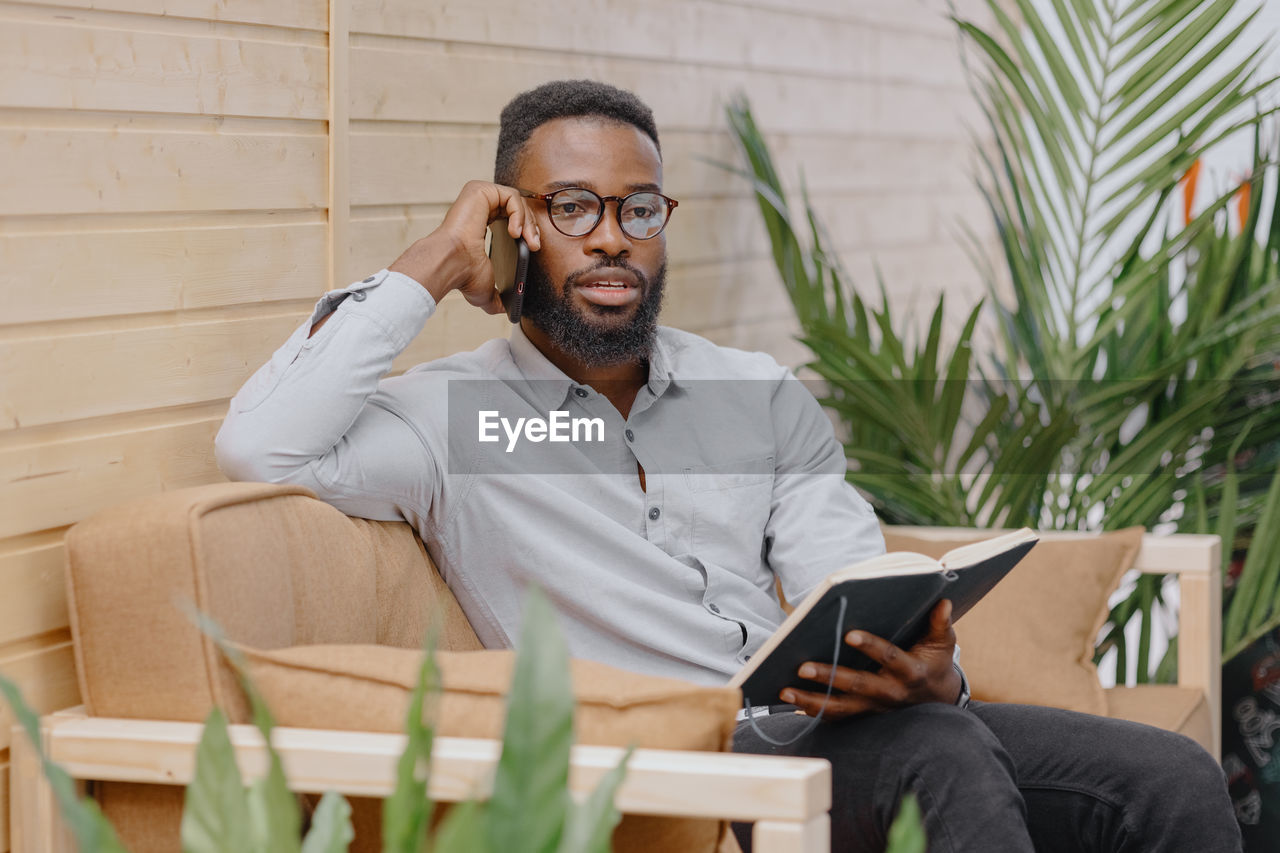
[684,455,774,568]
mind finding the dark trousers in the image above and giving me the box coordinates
[731,701,1241,853]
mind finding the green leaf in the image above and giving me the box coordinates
[886,794,927,853]
[485,586,575,853]
[383,629,441,853]
[181,707,251,853]
[300,792,354,853]
[433,800,488,853]
[0,675,131,853]
[182,607,301,853]
[246,750,301,853]
[558,746,633,853]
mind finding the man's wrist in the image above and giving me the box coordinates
[388,232,470,303]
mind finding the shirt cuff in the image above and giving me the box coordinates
[953,661,972,709]
[309,269,437,348]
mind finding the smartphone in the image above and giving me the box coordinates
[487,222,530,325]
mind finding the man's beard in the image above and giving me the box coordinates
[522,256,666,368]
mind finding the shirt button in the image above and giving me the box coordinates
[625,429,635,442]
[709,603,721,614]
[648,506,660,521]
[362,276,375,283]
[350,291,367,302]
[574,387,588,398]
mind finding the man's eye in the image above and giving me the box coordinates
[625,206,655,219]
[553,203,581,215]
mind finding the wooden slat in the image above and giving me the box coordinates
[347,126,976,206]
[1178,547,1222,758]
[0,639,79,754]
[0,15,327,119]
[0,415,223,539]
[349,128,496,207]
[0,125,327,216]
[347,0,879,80]
[328,0,350,291]
[0,216,327,325]
[18,0,328,30]
[346,0,979,86]
[9,725,76,853]
[348,43,982,136]
[698,317,809,369]
[0,313,303,429]
[743,0,981,34]
[661,258,796,333]
[391,294,514,373]
[0,533,68,647]
[754,815,830,853]
[0,299,523,431]
[1,758,9,853]
[42,715,831,823]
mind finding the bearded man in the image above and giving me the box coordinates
[216,80,1239,852]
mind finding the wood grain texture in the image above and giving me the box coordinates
[40,713,831,821]
[0,637,79,754]
[5,0,328,30]
[348,126,976,206]
[328,0,350,291]
[0,414,223,539]
[0,533,69,647]
[0,14,328,118]
[0,215,327,325]
[0,312,305,429]
[347,42,982,136]
[0,124,326,216]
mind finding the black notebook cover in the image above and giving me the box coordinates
[736,538,1037,708]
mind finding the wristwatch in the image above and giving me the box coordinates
[953,662,972,709]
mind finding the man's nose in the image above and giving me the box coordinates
[583,204,630,258]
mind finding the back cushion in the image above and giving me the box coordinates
[65,482,479,723]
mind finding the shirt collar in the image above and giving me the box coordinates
[508,323,574,411]
[507,324,678,409]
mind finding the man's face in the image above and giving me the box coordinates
[513,117,667,367]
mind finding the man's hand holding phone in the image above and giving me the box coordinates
[388,180,542,313]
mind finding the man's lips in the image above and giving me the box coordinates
[574,270,641,307]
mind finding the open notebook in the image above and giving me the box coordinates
[731,528,1039,707]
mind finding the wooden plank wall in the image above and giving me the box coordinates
[0,0,997,846]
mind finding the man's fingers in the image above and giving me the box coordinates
[797,663,911,706]
[844,630,927,684]
[781,686,885,718]
[930,599,954,638]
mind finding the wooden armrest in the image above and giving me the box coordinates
[11,710,832,852]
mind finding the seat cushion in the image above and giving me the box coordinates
[1105,685,1213,754]
[881,527,1144,715]
[243,644,743,852]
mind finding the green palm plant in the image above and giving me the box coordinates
[724,0,1280,681]
[0,588,632,853]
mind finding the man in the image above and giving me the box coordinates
[216,80,1239,851]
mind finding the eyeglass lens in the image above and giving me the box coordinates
[547,189,670,239]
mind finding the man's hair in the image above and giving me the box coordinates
[494,80,660,186]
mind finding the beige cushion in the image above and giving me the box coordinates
[880,527,1144,715]
[1105,685,1213,754]
[65,482,481,724]
[243,644,743,852]
[67,483,482,852]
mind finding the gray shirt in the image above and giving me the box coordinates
[216,268,886,686]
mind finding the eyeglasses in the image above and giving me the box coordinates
[520,187,678,240]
